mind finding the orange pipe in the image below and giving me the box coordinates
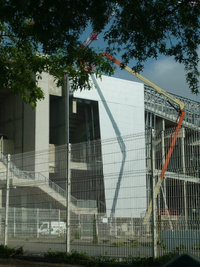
[103,53,123,67]
[160,109,185,179]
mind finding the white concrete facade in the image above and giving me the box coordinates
[74,75,146,217]
[0,73,147,218]
[74,75,145,137]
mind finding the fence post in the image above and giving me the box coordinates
[151,130,157,258]
[4,154,10,246]
[13,207,16,237]
[0,190,2,235]
[66,143,71,253]
[58,209,60,224]
[184,182,188,230]
[49,203,52,235]
[64,71,71,253]
[36,208,39,238]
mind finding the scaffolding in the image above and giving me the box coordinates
[144,85,200,130]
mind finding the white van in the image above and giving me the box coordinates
[38,221,66,236]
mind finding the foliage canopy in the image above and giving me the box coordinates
[0,0,199,105]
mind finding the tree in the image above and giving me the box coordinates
[0,0,199,106]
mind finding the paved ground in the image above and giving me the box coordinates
[1,237,200,263]
[0,259,84,267]
[6,238,153,258]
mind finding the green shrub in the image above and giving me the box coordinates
[130,240,139,247]
[0,245,23,258]
[174,244,186,251]
[157,240,167,249]
[102,239,109,244]
[193,245,200,250]
[44,250,179,266]
[154,253,179,266]
[111,242,124,247]
[72,230,81,239]
[44,249,92,265]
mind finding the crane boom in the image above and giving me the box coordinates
[81,17,186,224]
[103,53,184,111]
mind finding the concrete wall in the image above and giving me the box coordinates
[74,75,146,218]
[0,95,35,154]
[23,103,35,153]
[50,95,66,145]
[74,75,145,136]
[34,73,50,176]
[36,72,50,152]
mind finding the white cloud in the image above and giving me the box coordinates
[143,58,186,93]
[113,49,200,102]
[142,56,200,102]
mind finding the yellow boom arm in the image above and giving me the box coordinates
[103,53,184,111]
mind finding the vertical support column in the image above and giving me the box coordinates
[151,130,157,258]
[184,182,188,230]
[181,128,186,174]
[161,120,167,213]
[0,136,3,154]
[150,113,153,128]
[84,105,91,141]
[153,114,156,130]
[4,154,10,246]
[145,112,148,128]
[161,119,165,166]
[35,72,49,178]
[93,213,98,244]
[91,104,99,211]
[181,127,188,229]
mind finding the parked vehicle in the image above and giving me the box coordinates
[38,221,66,236]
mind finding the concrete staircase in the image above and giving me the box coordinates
[0,153,97,215]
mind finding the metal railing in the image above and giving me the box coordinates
[0,151,97,208]
[0,129,199,259]
[49,179,66,198]
[0,152,66,198]
[71,195,97,208]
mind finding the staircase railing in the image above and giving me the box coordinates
[0,152,66,198]
[0,152,97,209]
[49,179,66,198]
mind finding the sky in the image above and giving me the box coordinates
[115,54,200,103]
[80,28,200,104]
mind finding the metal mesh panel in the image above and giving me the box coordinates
[0,128,199,258]
[152,127,200,257]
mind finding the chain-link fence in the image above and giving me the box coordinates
[0,128,200,258]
